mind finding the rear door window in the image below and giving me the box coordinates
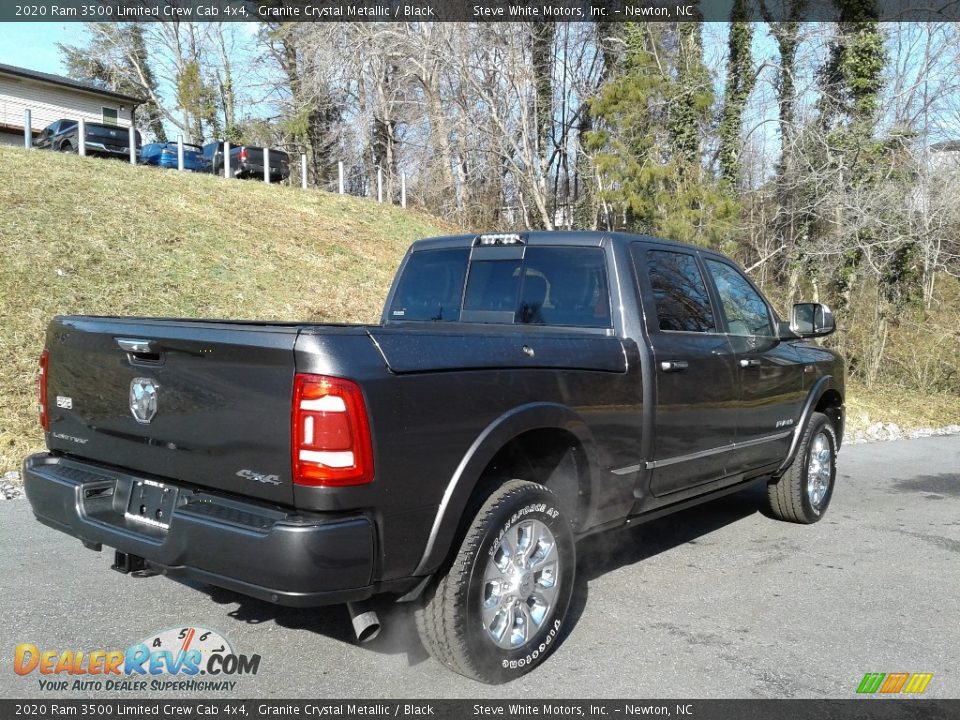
[643,249,716,333]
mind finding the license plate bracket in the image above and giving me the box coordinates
[125,479,176,530]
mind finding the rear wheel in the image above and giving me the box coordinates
[415,480,575,683]
[767,411,837,523]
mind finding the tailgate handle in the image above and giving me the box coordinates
[117,338,162,364]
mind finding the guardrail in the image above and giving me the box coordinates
[20,108,408,208]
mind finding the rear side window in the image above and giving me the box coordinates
[389,248,469,321]
[644,249,715,332]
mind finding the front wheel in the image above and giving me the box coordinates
[767,411,837,523]
[415,480,575,683]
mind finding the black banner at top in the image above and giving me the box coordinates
[0,700,958,720]
[4,0,960,22]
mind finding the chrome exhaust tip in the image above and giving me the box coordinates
[347,602,381,643]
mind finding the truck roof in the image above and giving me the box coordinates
[411,231,729,260]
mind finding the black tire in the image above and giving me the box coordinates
[415,480,575,684]
[58,141,73,153]
[767,411,837,524]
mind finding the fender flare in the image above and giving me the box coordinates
[777,375,840,475]
[411,402,597,576]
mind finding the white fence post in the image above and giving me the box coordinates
[338,161,344,194]
[301,154,308,190]
[128,126,136,165]
[401,173,407,208]
[24,109,31,149]
[263,147,270,184]
[177,135,184,171]
[77,118,86,156]
[377,167,383,203]
[223,141,231,178]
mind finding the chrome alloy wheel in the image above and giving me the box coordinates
[806,431,833,512]
[481,518,560,650]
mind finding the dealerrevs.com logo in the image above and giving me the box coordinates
[13,627,261,692]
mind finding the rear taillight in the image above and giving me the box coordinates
[292,374,373,487]
[38,349,49,431]
[239,148,248,162]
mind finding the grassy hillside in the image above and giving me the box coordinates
[0,145,457,472]
[0,146,954,475]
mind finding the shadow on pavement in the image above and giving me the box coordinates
[175,484,767,670]
[560,483,766,649]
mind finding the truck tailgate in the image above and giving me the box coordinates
[44,316,299,505]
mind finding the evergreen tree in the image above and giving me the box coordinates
[586,23,736,248]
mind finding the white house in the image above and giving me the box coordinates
[929,140,960,172]
[0,63,143,146]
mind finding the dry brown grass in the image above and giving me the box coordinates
[0,145,459,472]
[845,381,960,436]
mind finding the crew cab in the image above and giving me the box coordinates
[23,232,843,683]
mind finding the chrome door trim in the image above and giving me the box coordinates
[635,430,793,471]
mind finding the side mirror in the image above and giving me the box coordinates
[791,302,835,338]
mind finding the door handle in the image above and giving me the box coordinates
[660,360,689,372]
[739,358,762,368]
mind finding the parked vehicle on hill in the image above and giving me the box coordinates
[23,231,843,683]
[140,142,210,173]
[201,141,290,181]
[35,119,141,160]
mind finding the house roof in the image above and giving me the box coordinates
[931,140,960,153]
[0,62,144,105]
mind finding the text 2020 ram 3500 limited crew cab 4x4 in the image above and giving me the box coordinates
[24,232,843,683]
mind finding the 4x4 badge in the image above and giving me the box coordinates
[129,378,159,424]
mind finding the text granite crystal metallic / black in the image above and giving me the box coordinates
[23,231,845,683]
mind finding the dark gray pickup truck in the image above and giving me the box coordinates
[24,231,844,683]
[201,141,290,181]
[35,119,141,159]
